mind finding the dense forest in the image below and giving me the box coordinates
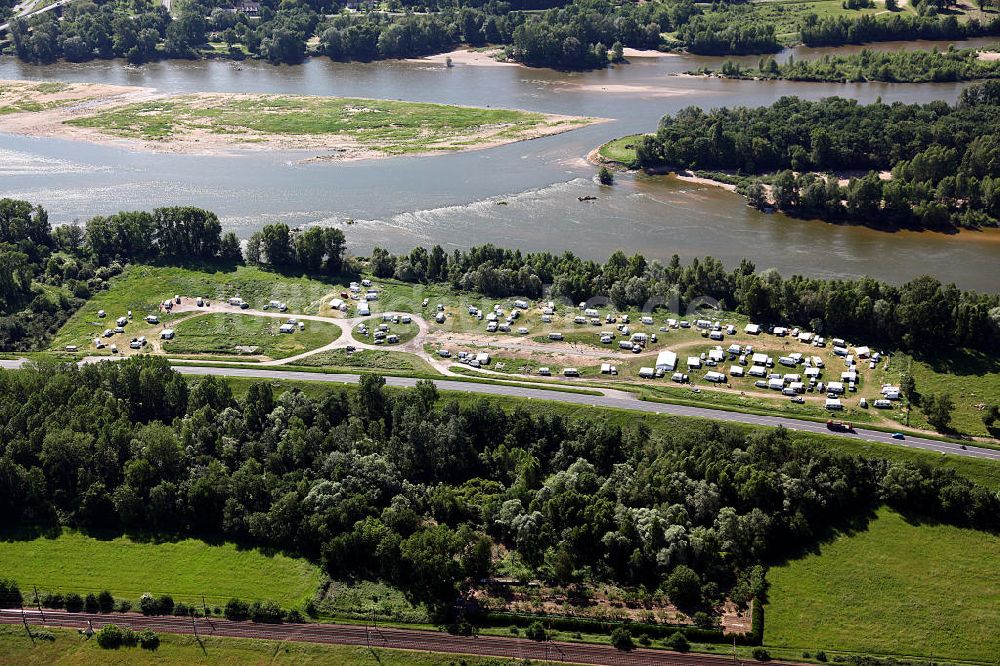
[3,197,998,360]
[634,82,1000,230]
[6,0,672,68]
[1,358,997,620]
[800,13,1000,47]
[3,0,787,68]
[700,46,1000,83]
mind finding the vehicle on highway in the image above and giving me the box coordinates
[826,419,854,432]
[892,432,905,440]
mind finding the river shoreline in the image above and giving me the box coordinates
[586,144,1000,244]
[587,145,738,192]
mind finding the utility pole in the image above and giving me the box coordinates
[20,604,34,645]
[33,586,44,623]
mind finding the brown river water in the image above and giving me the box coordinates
[1,37,998,290]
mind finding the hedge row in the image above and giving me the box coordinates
[473,610,727,643]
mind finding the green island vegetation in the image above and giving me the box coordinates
[628,81,1000,230]
[65,92,585,154]
[163,313,340,359]
[0,81,81,115]
[765,507,1000,661]
[0,624,520,665]
[698,45,1000,82]
[7,0,997,69]
[0,357,998,660]
[0,531,321,606]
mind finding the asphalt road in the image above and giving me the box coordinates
[2,358,996,461]
[165,365,1000,462]
[1,609,766,666]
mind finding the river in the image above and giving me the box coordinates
[1,38,998,291]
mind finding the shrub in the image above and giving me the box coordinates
[174,602,189,616]
[509,625,520,635]
[0,579,23,608]
[138,629,160,650]
[638,633,652,646]
[447,619,475,635]
[157,595,174,615]
[115,599,132,613]
[610,627,634,651]
[525,621,547,641]
[224,598,250,621]
[753,647,771,661]
[250,600,283,623]
[64,593,84,613]
[666,630,691,652]
[95,623,137,649]
[598,166,614,186]
[817,651,829,662]
[84,593,100,613]
[41,592,64,609]
[138,593,159,616]
[97,591,114,613]
[285,608,304,623]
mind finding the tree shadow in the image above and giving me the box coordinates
[765,505,880,571]
[913,347,1000,378]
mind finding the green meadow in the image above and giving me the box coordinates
[0,625,523,666]
[164,313,340,359]
[0,530,321,607]
[765,507,1000,661]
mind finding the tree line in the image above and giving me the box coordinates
[635,82,1000,230]
[700,46,1000,83]
[1,358,996,619]
[0,200,240,351]
[799,12,1000,47]
[4,0,796,69]
[4,196,998,360]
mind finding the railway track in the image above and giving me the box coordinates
[1,608,768,666]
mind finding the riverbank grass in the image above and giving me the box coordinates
[597,134,642,167]
[0,530,321,606]
[765,507,1000,662]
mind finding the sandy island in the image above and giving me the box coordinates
[408,46,673,69]
[0,79,602,160]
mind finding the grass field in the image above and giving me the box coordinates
[0,625,529,666]
[291,349,434,373]
[49,264,342,350]
[0,530,322,606]
[597,134,643,167]
[163,313,339,359]
[765,507,1000,661]
[869,350,1000,438]
[67,92,588,155]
